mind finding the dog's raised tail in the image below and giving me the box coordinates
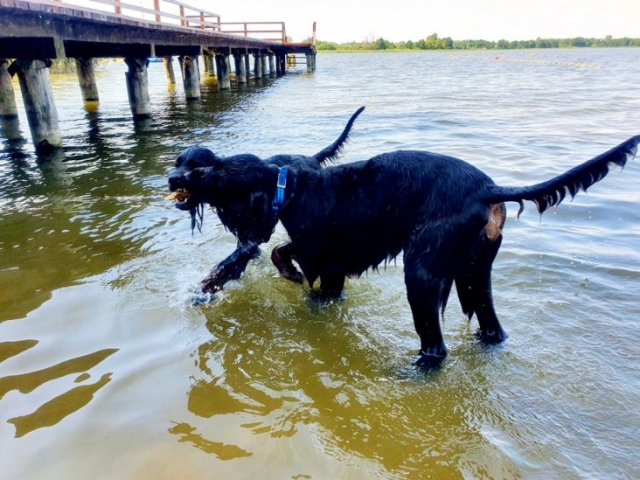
[312,106,365,164]
[483,135,640,217]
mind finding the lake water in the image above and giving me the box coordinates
[1,49,639,479]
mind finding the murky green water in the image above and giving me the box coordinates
[1,50,639,479]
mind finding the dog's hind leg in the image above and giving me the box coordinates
[404,247,450,368]
[318,262,346,299]
[455,205,507,344]
[271,242,305,284]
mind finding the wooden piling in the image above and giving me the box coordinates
[124,57,151,117]
[215,54,231,90]
[12,59,62,153]
[233,51,247,84]
[179,55,201,100]
[253,52,263,78]
[261,54,268,76]
[74,57,100,104]
[203,54,216,77]
[276,54,286,75]
[306,53,316,73]
[268,53,275,76]
[244,54,251,80]
[0,59,18,119]
[163,56,176,85]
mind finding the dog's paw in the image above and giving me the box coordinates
[475,328,507,345]
[191,291,217,306]
[415,350,447,370]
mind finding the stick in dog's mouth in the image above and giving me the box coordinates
[165,190,190,202]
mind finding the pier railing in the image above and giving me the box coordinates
[42,0,291,42]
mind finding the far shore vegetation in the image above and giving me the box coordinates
[313,33,640,51]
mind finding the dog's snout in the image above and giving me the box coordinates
[168,175,183,190]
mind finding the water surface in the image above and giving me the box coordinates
[1,49,639,479]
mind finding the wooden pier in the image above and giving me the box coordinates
[0,0,317,153]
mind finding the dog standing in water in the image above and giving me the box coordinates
[168,107,364,293]
[169,131,639,367]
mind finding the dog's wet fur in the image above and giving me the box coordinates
[169,124,639,367]
[168,107,365,293]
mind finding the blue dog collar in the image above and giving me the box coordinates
[273,167,288,213]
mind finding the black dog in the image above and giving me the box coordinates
[168,107,365,293]
[169,134,639,367]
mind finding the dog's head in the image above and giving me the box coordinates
[168,148,281,244]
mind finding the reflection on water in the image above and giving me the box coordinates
[0,51,639,479]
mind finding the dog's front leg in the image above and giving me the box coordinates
[201,242,261,293]
[271,242,304,284]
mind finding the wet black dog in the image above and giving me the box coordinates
[168,107,364,293]
[170,134,639,366]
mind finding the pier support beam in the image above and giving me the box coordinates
[261,54,268,76]
[203,54,216,78]
[11,59,62,153]
[276,54,286,75]
[163,56,176,85]
[268,53,275,76]
[179,55,201,100]
[253,52,263,79]
[244,54,251,80]
[74,57,99,105]
[306,53,316,73]
[124,57,151,118]
[0,59,18,119]
[233,51,247,84]
[215,54,231,90]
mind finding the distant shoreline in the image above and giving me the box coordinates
[317,46,640,54]
[314,35,640,52]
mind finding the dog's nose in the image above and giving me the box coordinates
[168,175,182,190]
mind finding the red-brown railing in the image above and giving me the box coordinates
[32,0,310,45]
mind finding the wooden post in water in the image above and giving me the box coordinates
[276,54,286,75]
[268,53,275,76]
[203,54,216,78]
[253,52,263,78]
[0,59,18,119]
[11,59,62,153]
[179,55,201,100]
[74,58,99,105]
[124,57,152,118]
[233,51,247,84]
[163,56,176,85]
[244,54,251,80]
[261,54,268,76]
[306,53,315,73]
[215,54,231,90]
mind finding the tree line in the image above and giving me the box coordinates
[315,33,640,51]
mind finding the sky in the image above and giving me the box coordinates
[70,0,640,43]
[194,0,640,43]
